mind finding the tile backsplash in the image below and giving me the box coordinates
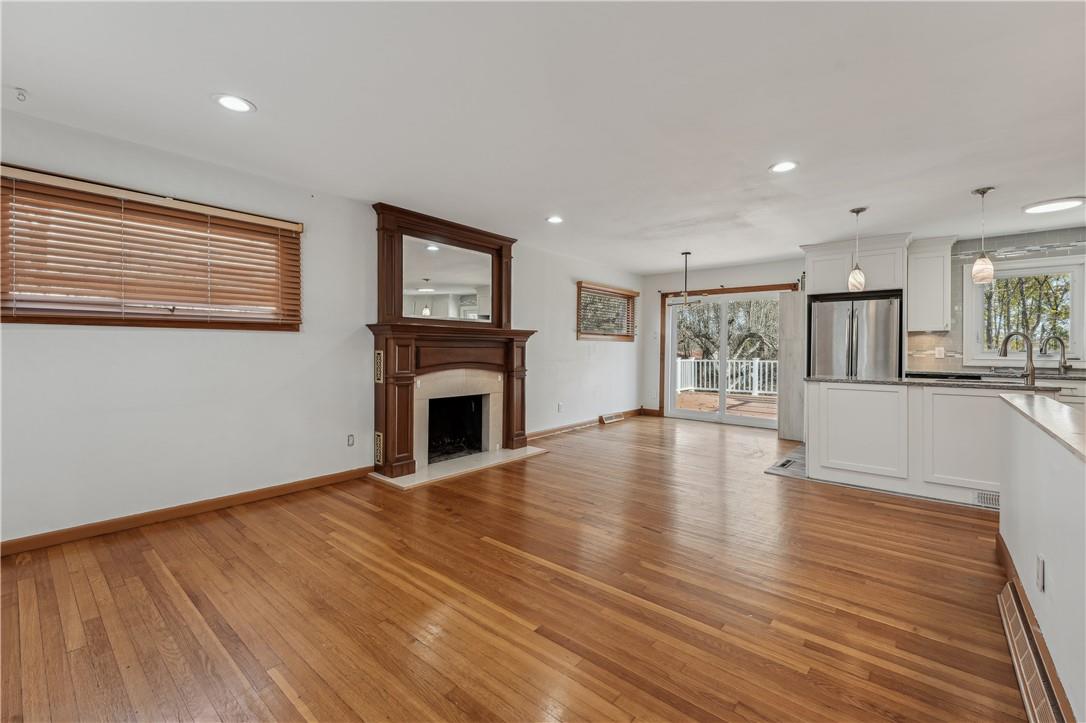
[906,226,1085,372]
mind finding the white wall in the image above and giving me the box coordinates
[638,258,804,409]
[514,244,642,432]
[1,112,376,541]
[1,113,644,540]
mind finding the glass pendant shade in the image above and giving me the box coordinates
[971,253,994,284]
[971,186,996,285]
[846,206,868,292]
[847,264,866,292]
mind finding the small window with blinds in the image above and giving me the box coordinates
[576,281,638,341]
[1,168,302,330]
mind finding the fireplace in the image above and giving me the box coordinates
[428,394,484,464]
[367,203,537,481]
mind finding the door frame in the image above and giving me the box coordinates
[656,282,798,416]
[662,284,796,428]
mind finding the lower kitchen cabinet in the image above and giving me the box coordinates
[921,386,1009,492]
[817,383,908,478]
[806,381,1057,505]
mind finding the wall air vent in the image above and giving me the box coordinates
[374,432,383,465]
[976,491,1000,509]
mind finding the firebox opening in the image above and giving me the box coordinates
[428,394,484,464]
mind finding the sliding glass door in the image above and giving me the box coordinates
[665,292,780,429]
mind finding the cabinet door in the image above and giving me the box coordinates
[907,248,950,331]
[922,387,1009,491]
[818,383,909,478]
[858,247,904,291]
[806,250,854,294]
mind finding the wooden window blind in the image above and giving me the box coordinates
[576,281,639,341]
[0,168,302,330]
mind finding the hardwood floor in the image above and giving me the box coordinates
[2,417,1022,722]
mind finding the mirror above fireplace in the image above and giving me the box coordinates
[402,235,492,322]
[373,203,512,329]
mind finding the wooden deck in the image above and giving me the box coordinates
[677,390,779,418]
[1,417,1020,722]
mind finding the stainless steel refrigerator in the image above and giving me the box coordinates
[808,291,902,379]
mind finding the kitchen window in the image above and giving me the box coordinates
[1,166,302,330]
[962,256,1084,367]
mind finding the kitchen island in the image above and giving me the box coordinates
[998,393,1084,721]
[804,376,1057,505]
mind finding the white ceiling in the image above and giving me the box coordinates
[2,2,1084,274]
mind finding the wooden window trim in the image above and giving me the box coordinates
[0,165,304,330]
[576,281,639,342]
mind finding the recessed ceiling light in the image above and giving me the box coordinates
[214,94,256,113]
[1023,197,1085,214]
[546,215,563,224]
[769,160,798,173]
[418,287,435,293]
[425,244,440,252]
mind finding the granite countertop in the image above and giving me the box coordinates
[906,370,1086,382]
[805,375,1056,392]
[1001,393,1086,462]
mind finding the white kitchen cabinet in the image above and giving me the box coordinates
[817,383,908,477]
[921,386,1009,491]
[802,234,909,295]
[858,246,905,291]
[804,248,854,294]
[907,236,955,332]
[806,380,1058,505]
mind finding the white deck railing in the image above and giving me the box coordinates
[676,358,778,396]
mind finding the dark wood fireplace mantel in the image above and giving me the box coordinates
[368,322,535,477]
[368,204,536,479]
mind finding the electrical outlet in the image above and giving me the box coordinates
[347,434,355,447]
[1036,555,1046,592]
[935,346,945,359]
[557,402,563,412]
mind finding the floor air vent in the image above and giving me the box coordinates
[976,491,1000,509]
[998,582,1065,722]
[599,413,625,424]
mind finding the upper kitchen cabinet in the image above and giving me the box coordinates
[906,236,956,332]
[801,234,910,294]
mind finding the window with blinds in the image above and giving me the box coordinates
[576,281,638,341]
[1,169,302,330]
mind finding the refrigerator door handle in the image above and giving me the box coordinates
[845,306,853,377]
[850,305,859,377]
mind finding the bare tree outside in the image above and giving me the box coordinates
[673,297,780,420]
[675,299,779,361]
[728,299,779,360]
[982,273,1071,352]
[676,303,721,359]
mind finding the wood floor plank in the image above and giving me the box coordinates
[17,576,49,722]
[1,417,1025,721]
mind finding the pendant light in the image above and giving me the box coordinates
[680,251,701,307]
[847,207,868,292]
[971,186,996,285]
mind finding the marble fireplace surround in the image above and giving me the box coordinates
[416,369,502,467]
[370,368,545,490]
